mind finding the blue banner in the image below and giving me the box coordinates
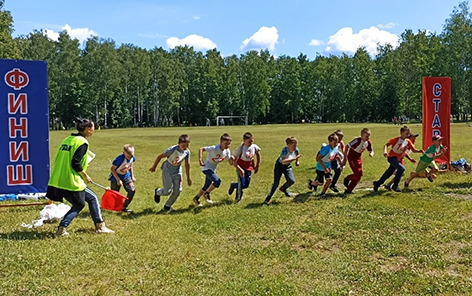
[0,59,49,194]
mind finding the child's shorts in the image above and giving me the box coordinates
[415,160,438,174]
[315,169,332,184]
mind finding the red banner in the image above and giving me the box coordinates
[422,77,451,164]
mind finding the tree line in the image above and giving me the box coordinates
[1,1,472,128]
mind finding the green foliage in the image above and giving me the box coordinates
[3,1,472,126]
[0,0,19,59]
[0,123,471,295]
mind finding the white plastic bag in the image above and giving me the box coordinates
[21,203,71,228]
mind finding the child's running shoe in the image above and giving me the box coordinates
[279,187,292,197]
[384,183,391,191]
[427,175,434,182]
[204,192,213,204]
[330,186,339,193]
[154,189,161,204]
[343,177,350,188]
[307,179,313,190]
[193,196,202,207]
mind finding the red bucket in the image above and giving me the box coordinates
[100,189,128,212]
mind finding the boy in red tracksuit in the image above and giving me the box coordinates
[342,128,374,194]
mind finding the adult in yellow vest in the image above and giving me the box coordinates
[47,118,114,236]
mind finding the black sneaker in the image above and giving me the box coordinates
[373,181,380,192]
[121,208,133,213]
[392,186,402,192]
[330,186,339,193]
[427,176,434,182]
[154,189,161,204]
[319,192,327,199]
[228,185,235,196]
[279,187,292,197]
[343,177,350,188]
[384,183,391,191]
[163,205,174,213]
[307,179,313,190]
[404,181,409,188]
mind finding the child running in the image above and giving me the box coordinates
[404,135,447,188]
[373,126,423,192]
[193,133,232,207]
[330,130,345,192]
[264,137,302,205]
[342,128,374,194]
[308,133,339,198]
[109,144,136,213]
[149,134,192,213]
[228,132,261,203]
[384,133,418,190]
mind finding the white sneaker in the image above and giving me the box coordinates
[203,192,213,204]
[55,226,69,237]
[95,222,115,234]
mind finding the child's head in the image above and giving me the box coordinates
[220,133,232,149]
[400,126,410,139]
[178,134,190,149]
[286,137,298,151]
[360,128,371,141]
[328,133,339,148]
[432,135,443,146]
[409,133,419,144]
[123,144,134,160]
[243,132,254,147]
[334,130,344,141]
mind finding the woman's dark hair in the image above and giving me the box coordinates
[75,118,94,132]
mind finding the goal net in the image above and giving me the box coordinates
[215,115,248,126]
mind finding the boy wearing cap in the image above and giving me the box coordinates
[404,135,447,188]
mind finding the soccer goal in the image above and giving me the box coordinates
[216,115,248,126]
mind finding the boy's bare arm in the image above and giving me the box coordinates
[199,147,205,166]
[254,151,261,173]
[185,158,192,186]
[110,165,121,185]
[149,153,166,172]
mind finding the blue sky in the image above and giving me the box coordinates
[4,0,465,58]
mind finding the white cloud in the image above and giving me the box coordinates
[325,26,399,55]
[309,39,324,46]
[166,34,217,51]
[240,26,279,52]
[377,22,396,29]
[44,24,97,43]
[192,16,201,20]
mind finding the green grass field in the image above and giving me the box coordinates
[1,123,472,296]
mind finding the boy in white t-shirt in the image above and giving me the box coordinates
[193,134,232,207]
[228,132,261,203]
[149,134,192,212]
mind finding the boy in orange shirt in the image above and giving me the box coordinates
[373,126,423,192]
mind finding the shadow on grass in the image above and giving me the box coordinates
[122,199,237,218]
[292,191,313,203]
[442,182,472,190]
[0,230,53,240]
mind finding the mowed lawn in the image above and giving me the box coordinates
[1,123,472,296]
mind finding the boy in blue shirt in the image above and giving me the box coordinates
[109,144,136,213]
[308,133,339,198]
